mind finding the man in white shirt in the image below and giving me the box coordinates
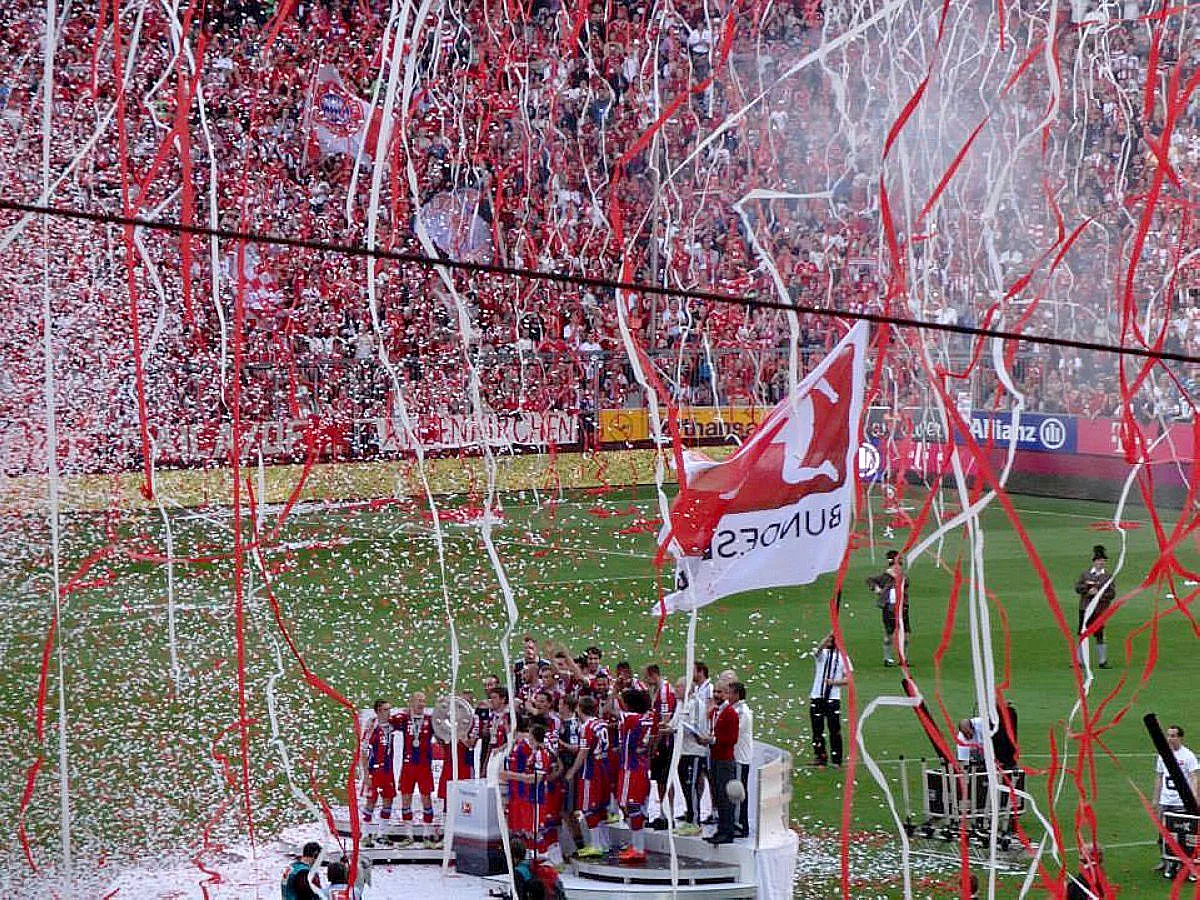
[691,663,717,825]
[676,669,710,835]
[935,301,959,327]
[953,717,990,813]
[730,682,754,838]
[956,717,986,766]
[809,633,850,767]
[686,25,713,56]
[1152,723,1200,874]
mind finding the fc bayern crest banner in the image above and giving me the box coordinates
[310,66,379,162]
[659,322,868,613]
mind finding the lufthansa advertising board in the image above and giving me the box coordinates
[960,411,1077,454]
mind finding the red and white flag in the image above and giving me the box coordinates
[659,322,868,612]
[309,66,382,163]
[227,245,283,317]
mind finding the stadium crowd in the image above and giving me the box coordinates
[1,0,1199,475]
[359,636,753,865]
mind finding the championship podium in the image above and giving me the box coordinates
[483,741,797,899]
[327,805,447,864]
[321,728,797,897]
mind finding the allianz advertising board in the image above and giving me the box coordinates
[959,411,1077,454]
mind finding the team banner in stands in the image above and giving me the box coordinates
[375,411,578,451]
[417,189,496,264]
[309,66,382,163]
[3,413,578,470]
[659,323,868,613]
[225,245,284,317]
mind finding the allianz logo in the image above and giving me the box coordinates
[969,416,1068,450]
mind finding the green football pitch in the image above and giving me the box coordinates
[1,482,1194,897]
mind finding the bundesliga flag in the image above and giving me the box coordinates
[659,322,868,613]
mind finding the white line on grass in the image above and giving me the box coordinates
[1062,839,1156,853]
[869,752,1158,765]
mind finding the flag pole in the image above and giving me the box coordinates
[298,51,323,175]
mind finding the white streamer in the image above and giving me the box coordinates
[38,0,75,883]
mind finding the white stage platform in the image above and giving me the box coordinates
[602,822,799,899]
[83,741,800,898]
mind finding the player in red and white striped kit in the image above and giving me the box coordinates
[616,688,655,862]
[505,723,563,864]
[565,695,611,858]
[394,692,437,845]
[529,693,565,832]
[613,661,646,701]
[484,687,511,772]
[362,698,404,823]
[645,664,678,830]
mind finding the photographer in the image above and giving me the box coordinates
[809,633,850,767]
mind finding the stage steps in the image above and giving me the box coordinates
[557,875,757,899]
[483,872,758,900]
[320,802,775,896]
[553,838,756,899]
[328,806,452,864]
[572,850,741,885]
[604,823,759,883]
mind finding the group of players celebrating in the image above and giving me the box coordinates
[494,643,680,865]
[358,636,748,866]
[359,691,455,847]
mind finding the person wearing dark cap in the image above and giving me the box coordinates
[1074,545,1115,669]
[867,550,910,667]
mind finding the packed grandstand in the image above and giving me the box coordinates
[1,0,1197,477]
